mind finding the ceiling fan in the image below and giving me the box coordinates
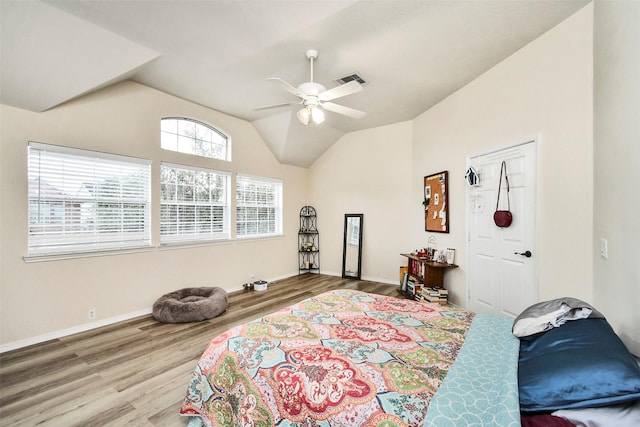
[255,49,366,125]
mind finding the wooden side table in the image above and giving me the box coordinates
[401,253,458,288]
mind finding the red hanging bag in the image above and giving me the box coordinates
[494,161,513,227]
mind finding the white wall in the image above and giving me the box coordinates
[411,4,594,307]
[310,5,594,308]
[593,0,640,355]
[308,122,413,282]
[0,81,308,348]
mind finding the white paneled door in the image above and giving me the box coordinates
[467,139,537,317]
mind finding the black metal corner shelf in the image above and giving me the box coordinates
[298,206,319,274]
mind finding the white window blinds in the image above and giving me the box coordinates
[236,174,282,238]
[160,163,231,244]
[27,142,151,256]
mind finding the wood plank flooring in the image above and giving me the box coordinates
[0,274,402,426]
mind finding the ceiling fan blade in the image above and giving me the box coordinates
[322,102,366,119]
[253,101,301,111]
[267,77,304,98]
[318,80,362,102]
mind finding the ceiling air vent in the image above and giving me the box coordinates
[336,72,366,85]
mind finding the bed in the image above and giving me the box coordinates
[180,289,521,426]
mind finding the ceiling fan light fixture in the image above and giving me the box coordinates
[311,106,325,124]
[297,105,325,125]
[297,106,311,125]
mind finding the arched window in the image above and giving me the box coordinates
[161,117,230,161]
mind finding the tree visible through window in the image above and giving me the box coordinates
[161,118,230,161]
[160,163,230,243]
[236,175,282,238]
[27,142,151,256]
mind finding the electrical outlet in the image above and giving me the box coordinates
[88,308,96,320]
[250,273,255,281]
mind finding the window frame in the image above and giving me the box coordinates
[160,117,231,161]
[26,141,152,258]
[236,174,283,239]
[159,162,231,246]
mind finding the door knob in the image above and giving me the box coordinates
[514,250,532,258]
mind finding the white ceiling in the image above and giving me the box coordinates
[1,0,589,167]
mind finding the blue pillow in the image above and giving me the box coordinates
[518,318,640,412]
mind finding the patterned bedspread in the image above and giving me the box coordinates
[180,289,520,426]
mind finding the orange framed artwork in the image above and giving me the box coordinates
[424,171,449,233]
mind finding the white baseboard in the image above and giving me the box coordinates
[0,308,153,354]
[321,270,342,278]
[267,270,398,286]
[266,271,300,283]
[361,275,399,285]
[311,270,399,286]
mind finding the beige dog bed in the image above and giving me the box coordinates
[152,287,228,323]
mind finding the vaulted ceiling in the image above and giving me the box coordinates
[1,0,589,167]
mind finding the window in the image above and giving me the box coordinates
[27,142,151,256]
[236,175,282,238]
[161,118,230,161]
[160,163,230,244]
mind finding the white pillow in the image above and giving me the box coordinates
[512,297,602,338]
[553,400,640,427]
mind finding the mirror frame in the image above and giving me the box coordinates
[342,214,363,280]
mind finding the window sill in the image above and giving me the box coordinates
[158,239,232,250]
[235,234,284,243]
[23,246,155,263]
[23,235,285,262]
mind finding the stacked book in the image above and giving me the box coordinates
[405,278,422,299]
[418,287,449,305]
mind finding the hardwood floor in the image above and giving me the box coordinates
[0,274,402,426]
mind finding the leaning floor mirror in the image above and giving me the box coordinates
[342,214,363,279]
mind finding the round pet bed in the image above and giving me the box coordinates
[152,287,228,323]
